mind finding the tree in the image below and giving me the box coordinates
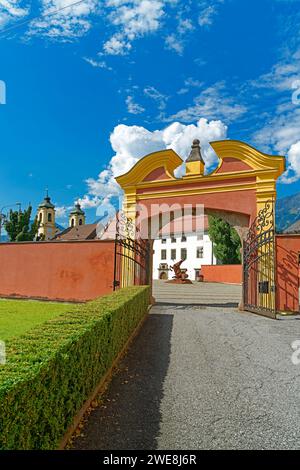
[5,206,39,242]
[208,216,241,264]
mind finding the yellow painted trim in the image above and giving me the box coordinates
[116,140,286,227]
[210,140,285,178]
[184,160,205,177]
[134,168,278,190]
[135,182,258,200]
[116,149,183,187]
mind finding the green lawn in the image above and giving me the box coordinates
[0,299,74,341]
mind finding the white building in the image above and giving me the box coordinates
[153,217,217,281]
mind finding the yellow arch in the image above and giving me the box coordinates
[210,140,285,178]
[116,140,286,220]
[116,149,183,188]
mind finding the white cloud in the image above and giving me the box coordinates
[167,82,246,123]
[28,0,98,40]
[103,0,166,55]
[280,141,300,184]
[251,50,300,92]
[177,87,189,95]
[184,77,203,88]
[165,33,184,54]
[83,56,112,70]
[177,17,193,34]
[0,0,28,27]
[76,194,102,209]
[250,47,300,183]
[144,85,168,110]
[103,33,131,55]
[198,0,223,28]
[55,205,68,219]
[254,107,300,154]
[80,118,228,206]
[164,9,195,55]
[126,95,145,114]
[199,5,217,27]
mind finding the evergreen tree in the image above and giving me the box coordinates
[208,216,241,264]
[5,206,39,242]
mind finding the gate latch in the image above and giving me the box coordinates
[259,281,269,294]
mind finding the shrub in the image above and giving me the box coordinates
[0,286,150,450]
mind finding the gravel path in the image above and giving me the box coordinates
[72,283,300,450]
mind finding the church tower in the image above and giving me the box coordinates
[69,203,85,228]
[37,190,56,240]
[185,139,205,177]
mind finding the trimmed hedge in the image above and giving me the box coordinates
[0,286,150,450]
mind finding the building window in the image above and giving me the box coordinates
[171,249,176,260]
[181,248,187,260]
[48,213,52,222]
[161,249,167,260]
[161,238,166,244]
[181,235,187,242]
[159,263,168,269]
[197,234,203,240]
[71,218,75,227]
[79,219,83,225]
[171,237,176,243]
[39,213,42,222]
[196,247,204,258]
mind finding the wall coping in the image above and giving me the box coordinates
[276,233,300,238]
[0,239,115,247]
[202,264,242,267]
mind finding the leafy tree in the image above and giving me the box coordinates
[5,206,39,242]
[208,216,242,264]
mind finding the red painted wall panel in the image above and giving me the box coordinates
[276,235,300,313]
[0,240,115,302]
[201,265,242,284]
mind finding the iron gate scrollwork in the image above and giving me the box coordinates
[243,200,276,318]
[113,211,151,290]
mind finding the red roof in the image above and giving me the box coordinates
[54,224,98,241]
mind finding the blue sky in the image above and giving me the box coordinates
[1,0,300,225]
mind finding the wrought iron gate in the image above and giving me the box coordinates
[243,200,277,318]
[113,211,151,290]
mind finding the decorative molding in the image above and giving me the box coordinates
[116,149,183,188]
[210,140,285,178]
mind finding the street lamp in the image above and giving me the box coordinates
[0,202,21,241]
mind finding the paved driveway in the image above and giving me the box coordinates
[72,282,300,450]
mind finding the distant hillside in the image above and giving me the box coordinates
[276,193,300,232]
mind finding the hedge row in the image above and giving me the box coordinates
[0,286,150,450]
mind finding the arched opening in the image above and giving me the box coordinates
[114,140,285,315]
[79,219,83,226]
[48,213,52,223]
[145,207,246,297]
[71,218,75,227]
[159,271,168,280]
